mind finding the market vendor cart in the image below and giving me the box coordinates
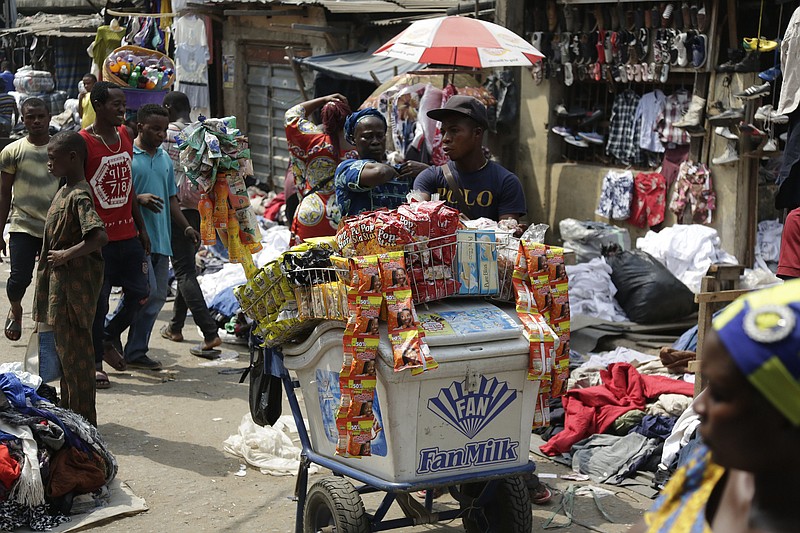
[280,299,539,533]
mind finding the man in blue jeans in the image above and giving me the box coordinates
[111,104,199,369]
[80,81,152,388]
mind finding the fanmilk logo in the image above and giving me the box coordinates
[417,376,519,475]
[427,376,517,439]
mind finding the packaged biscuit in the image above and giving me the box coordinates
[522,242,549,284]
[295,287,312,319]
[476,230,498,295]
[374,211,414,252]
[350,358,378,378]
[336,213,377,257]
[409,337,437,376]
[546,246,567,283]
[379,251,410,291]
[353,315,381,336]
[514,241,528,275]
[310,285,326,318]
[252,268,271,293]
[550,284,570,335]
[389,329,425,371]
[385,290,416,331]
[346,419,374,457]
[532,392,552,430]
[519,312,556,381]
[457,230,479,295]
[353,256,382,295]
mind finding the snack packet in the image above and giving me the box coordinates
[389,329,425,371]
[385,290,416,331]
[379,251,410,291]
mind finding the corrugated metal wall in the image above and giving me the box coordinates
[245,58,301,189]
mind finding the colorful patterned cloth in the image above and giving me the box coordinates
[642,443,721,533]
[629,172,667,228]
[595,170,634,220]
[658,90,691,146]
[334,159,410,220]
[284,104,357,242]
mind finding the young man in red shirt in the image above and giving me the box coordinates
[79,81,151,389]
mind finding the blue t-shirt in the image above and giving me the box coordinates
[413,160,527,220]
[334,159,411,221]
[0,71,14,93]
[132,145,176,256]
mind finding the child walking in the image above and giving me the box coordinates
[34,131,108,426]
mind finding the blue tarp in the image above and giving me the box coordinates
[295,48,423,84]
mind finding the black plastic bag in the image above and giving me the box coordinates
[604,246,696,324]
[241,338,282,426]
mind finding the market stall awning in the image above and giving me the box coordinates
[295,49,423,84]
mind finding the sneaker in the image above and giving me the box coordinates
[732,52,761,73]
[743,37,778,52]
[763,138,778,152]
[754,104,774,122]
[578,131,605,144]
[554,104,569,116]
[564,135,589,147]
[551,126,573,137]
[735,82,771,100]
[127,355,163,370]
[714,126,739,140]
[708,108,745,124]
[759,65,782,82]
[740,122,766,136]
[712,142,739,165]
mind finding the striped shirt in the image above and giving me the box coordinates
[0,137,59,237]
[0,93,16,124]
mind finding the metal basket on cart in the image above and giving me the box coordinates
[405,230,519,305]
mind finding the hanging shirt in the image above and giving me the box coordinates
[658,91,691,146]
[779,6,800,116]
[92,25,125,70]
[606,90,642,165]
[79,126,137,242]
[173,15,210,84]
[635,90,666,153]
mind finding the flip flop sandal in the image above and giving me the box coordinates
[160,325,184,343]
[660,63,670,83]
[563,62,574,86]
[96,370,111,390]
[190,345,222,359]
[619,63,628,83]
[638,28,650,59]
[102,342,127,371]
[4,310,21,342]
[596,30,606,63]
[531,484,553,505]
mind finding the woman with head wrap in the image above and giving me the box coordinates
[333,108,429,220]
[629,280,800,533]
[284,94,356,243]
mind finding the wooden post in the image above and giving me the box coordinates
[284,46,308,101]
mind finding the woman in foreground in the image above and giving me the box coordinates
[630,280,800,532]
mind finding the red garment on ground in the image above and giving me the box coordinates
[263,192,286,222]
[778,207,800,278]
[0,443,20,493]
[539,363,695,456]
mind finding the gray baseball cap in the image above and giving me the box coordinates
[427,95,489,129]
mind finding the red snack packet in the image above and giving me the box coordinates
[546,246,567,283]
[375,211,414,252]
[336,213,377,257]
[379,251,410,290]
[390,329,425,371]
[523,242,549,284]
[385,290,416,331]
[352,256,382,295]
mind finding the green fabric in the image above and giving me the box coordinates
[610,409,645,435]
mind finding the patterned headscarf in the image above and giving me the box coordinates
[344,108,386,145]
[713,279,800,425]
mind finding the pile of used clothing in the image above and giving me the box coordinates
[0,369,116,530]
[538,346,694,493]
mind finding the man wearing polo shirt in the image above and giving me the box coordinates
[113,103,199,369]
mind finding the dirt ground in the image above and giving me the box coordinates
[1,279,652,532]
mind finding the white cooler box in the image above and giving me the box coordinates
[283,300,539,484]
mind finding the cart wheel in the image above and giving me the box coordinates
[303,476,370,533]
[459,476,532,533]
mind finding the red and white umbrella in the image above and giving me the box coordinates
[373,16,544,69]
